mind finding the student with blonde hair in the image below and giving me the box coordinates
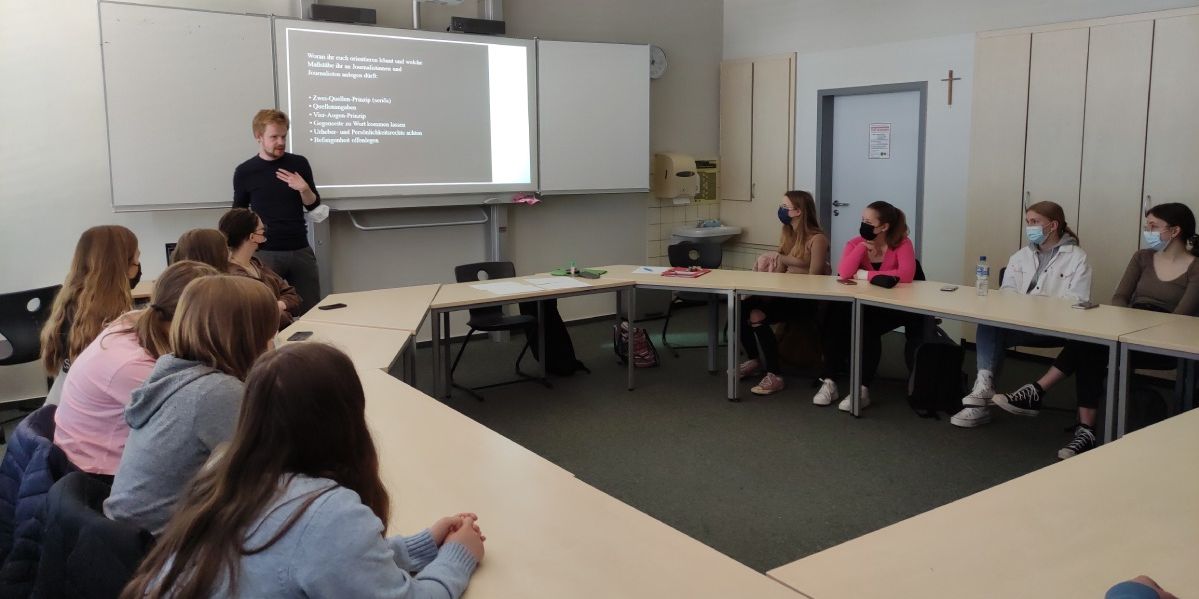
[741,191,830,395]
[123,343,484,599]
[40,225,141,404]
[53,260,219,478]
[218,208,303,328]
[171,228,230,272]
[105,275,278,534]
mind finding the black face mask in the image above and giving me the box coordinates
[859,222,879,241]
[129,264,142,290]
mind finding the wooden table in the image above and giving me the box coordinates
[361,369,804,599]
[276,319,413,375]
[306,284,441,332]
[1117,315,1199,436]
[767,408,1199,599]
[132,279,154,302]
[850,281,1175,438]
[428,275,634,399]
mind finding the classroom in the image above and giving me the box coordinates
[1,0,1197,597]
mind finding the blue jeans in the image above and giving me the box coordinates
[974,325,1061,375]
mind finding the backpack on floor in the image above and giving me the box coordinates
[518,299,589,376]
[613,321,659,368]
[906,326,966,419]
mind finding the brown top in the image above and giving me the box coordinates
[1112,249,1199,315]
[784,233,831,275]
[227,256,303,328]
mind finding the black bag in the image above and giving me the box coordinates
[906,326,966,419]
[518,299,589,376]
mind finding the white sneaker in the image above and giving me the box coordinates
[962,370,995,407]
[950,406,992,428]
[812,378,838,406]
[837,386,870,412]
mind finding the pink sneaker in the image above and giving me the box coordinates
[750,372,785,395]
[738,359,762,379]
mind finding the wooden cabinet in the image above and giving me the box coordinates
[1023,28,1089,228]
[719,54,795,246]
[1144,14,1199,214]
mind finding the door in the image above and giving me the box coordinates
[828,90,921,267]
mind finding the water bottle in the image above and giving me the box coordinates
[975,256,990,296]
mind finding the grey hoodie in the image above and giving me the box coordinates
[103,354,243,535]
[197,474,477,598]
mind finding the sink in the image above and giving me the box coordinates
[671,225,742,244]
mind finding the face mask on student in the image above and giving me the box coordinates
[129,264,142,290]
[1143,230,1171,252]
[777,206,794,225]
[1026,225,1046,245]
[859,222,879,241]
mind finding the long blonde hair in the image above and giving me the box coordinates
[40,226,138,373]
[172,229,230,271]
[105,261,220,359]
[170,276,278,381]
[779,191,824,260]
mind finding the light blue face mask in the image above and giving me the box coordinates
[1143,230,1170,252]
[1026,225,1046,245]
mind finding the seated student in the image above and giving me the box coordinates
[218,208,303,328]
[120,343,484,599]
[170,228,230,271]
[813,201,917,411]
[104,276,279,535]
[951,201,1092,428]
[41,225,142,405]
[739,191,830,395]
[1106,575,1177,599]
[54,261,219,478]
[994,202,1199,459]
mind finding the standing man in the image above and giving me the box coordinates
[233,109,322,314]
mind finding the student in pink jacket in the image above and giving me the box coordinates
[53,260,219,477]
[813,201,918,412]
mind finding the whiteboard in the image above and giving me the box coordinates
[100,2,276,210]
[537,41,650,194]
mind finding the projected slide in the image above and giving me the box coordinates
[277,23,534,194]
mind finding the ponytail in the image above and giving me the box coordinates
[111,260,219,359]
[866,201,909,249]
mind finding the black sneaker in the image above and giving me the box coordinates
[1058,425,1097,460]
[992,383,1042,416]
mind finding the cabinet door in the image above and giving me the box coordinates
[1079,20,1153,303]
[963,33,1030,285]
[719,61,752,202]
[1023,28,1089,227]
[1145,14,1199,213]
[750,56,793,203]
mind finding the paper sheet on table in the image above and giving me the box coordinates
[632,266,670,274]
[525,277,590,290]
[470,281,543,295]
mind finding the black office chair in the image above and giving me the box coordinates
[0,285,61,443]
[661,242,724,358]
[450,262,548,401]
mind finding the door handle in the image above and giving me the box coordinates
[832,201,850,207]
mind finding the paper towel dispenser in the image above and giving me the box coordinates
[651,153,699,199]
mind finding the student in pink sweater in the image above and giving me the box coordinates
[53,260,219,477]
[813,201,919,411]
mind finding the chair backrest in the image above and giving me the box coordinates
[454,262,518,319]
[0,285,61,367]
[36,472,153,599]
[667,242,722,269]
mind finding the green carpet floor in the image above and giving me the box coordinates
[410,307,1079,572]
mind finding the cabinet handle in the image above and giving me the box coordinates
[1024,190,1031,210]
[751,182,756,199]
[1144,194,1153,210]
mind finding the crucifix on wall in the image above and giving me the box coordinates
[941,69,962,105]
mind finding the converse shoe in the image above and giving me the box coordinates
[1057,425,1097,460]
[962,370,995,407]
[738,359,762,379]
[993,383,1042,416]
[812,378,838,406]
[837,386,870,412]
[751,372,785,395]
[949,406,992,428]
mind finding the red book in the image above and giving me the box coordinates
[661,267,711,278]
